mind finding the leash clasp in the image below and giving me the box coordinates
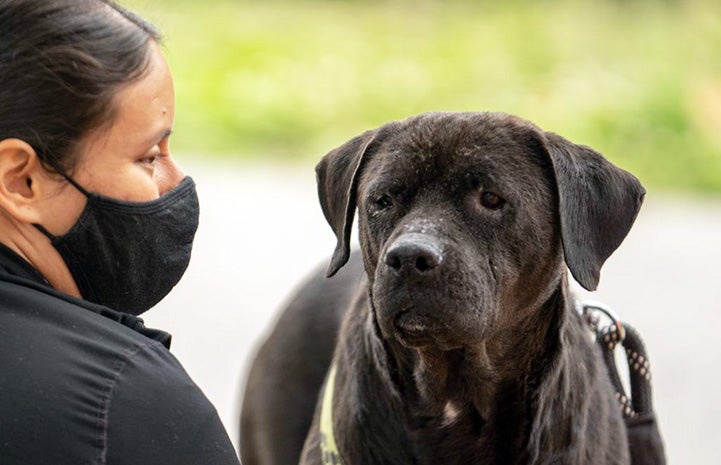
[576,299,626,343]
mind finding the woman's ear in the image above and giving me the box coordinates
[0,138,53,224]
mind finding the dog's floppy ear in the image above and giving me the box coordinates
[542,132,645,291]
[316,127,389,277]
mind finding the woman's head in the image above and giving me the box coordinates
[0,0,191,306]
[0,0,161,173]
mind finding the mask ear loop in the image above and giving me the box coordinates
[33,223,56,240]
[42,158,91,197]
[57,173,90,197]
[33,158,91,240]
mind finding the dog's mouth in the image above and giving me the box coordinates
[393,311,446,347]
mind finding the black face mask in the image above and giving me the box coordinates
[35,176,200,315]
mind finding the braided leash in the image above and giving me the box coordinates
[577,300,666,465]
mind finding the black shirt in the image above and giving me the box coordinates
[0,245,241,464]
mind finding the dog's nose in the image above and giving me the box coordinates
[384,234,443,274]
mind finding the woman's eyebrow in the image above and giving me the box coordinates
[145,128,173,147]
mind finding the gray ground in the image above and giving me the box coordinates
[144,160,721,464]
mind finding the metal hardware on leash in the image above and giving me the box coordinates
[576,299,626,343]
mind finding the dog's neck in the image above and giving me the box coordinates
[387,284,566,421]
[333,281,574,465]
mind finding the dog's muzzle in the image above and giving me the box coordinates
[377,233,450,347]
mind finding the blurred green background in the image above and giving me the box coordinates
[125,0,721,193]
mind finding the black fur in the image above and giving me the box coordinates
[241,112,645,465]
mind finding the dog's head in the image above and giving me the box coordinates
[317,112,644,350]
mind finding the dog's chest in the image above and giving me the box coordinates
[408,407,525,465]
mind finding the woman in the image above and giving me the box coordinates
[0,1,240,463]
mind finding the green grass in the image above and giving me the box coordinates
[125,0,721,192]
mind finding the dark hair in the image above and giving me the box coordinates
[0,0,161,172]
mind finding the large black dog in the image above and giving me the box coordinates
[241,112,653,465]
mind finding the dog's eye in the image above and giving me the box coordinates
[371,194,394,211]
[480,191,505,210]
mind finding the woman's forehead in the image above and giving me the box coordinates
[81,43,175,155]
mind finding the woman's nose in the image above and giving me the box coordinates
[158,156,186,195]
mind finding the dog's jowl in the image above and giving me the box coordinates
[240,112,659,465]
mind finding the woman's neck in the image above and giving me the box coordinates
[0,207,80,297]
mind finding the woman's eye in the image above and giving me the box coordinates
[372,194,393,211]
[141,154,159,166]
[480,191,505,210]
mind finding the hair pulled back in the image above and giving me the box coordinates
[0,0,161,172]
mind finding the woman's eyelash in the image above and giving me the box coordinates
[140,155,158,165]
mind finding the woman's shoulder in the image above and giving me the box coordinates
[103,343,240,464]
[0,278,239,465]
[0,278,162,462]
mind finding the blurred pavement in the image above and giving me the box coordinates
[144,160,721,464]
